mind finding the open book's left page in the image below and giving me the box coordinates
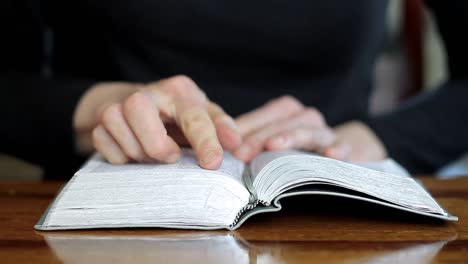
[79,149,246,184]
[37,149,251,230]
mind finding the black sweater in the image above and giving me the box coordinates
[1,0,467,178]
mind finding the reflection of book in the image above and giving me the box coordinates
[359,241,448,264]
[43,233,250,264]
[42,233,453,264]
[36,149,457,230]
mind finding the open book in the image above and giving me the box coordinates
[35,149,457,230]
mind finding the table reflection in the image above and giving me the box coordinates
[40,232,453,264]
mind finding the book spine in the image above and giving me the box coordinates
[229,199,269,228]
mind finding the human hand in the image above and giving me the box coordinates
[73,75,241,169]
[232,96,387,163]
[324,121,387,162]
[233,96,336,162]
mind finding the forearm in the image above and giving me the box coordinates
[364,80,468,174]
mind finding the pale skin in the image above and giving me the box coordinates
[73,75,387,169]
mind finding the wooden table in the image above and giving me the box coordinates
[1,177,467,263]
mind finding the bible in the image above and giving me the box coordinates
[35,149,457,230]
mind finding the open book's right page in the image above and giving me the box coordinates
[249,150,409,178]
[248,150,455,219]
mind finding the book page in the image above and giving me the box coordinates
[250,150,311,178]
[42,148,251,229]
[351,159,409,176]
[250,150,409,183]
[80,148,245,185]
[251,152,446,215]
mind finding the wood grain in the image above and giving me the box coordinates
[0,177,467,263]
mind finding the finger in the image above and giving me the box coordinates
[323,143,352,160]
[235,96,303,136]
[265,127,336,152]
[207,103,242,151]
[177,106,223,169]
[92,125,128,164]
[234,122,299,162]
[145,75,206,120]
[101,103,149,162]
[122,92,181,163]
[234,107,323,162]
[151,75,224,169]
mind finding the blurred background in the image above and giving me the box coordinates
[0,0,463,181]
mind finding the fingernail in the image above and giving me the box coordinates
[235,145,250,159]
[202,149,222,168]
[273,136,287,146]
[166,152,180,163]
[272,136,292,149]
[326,148,343,160]
[223,117,240,134]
